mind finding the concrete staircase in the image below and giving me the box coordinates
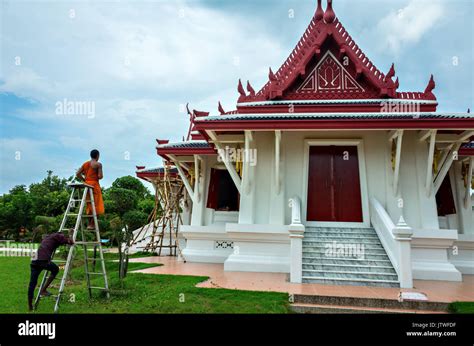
[302,227,400,287]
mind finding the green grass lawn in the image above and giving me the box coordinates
[0,254,290,314]
[448,302,474,314]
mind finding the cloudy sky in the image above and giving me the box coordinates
[1,0,473,194]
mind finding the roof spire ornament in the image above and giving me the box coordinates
[269,67,278,82]
[324,0,336,24]
[218,101,225,115]
[386,63,396,80]
[424,74,436,94]
[247,81,256,96]
[186,103,194,119]
[315,0,324,21]
[238,79,247,97]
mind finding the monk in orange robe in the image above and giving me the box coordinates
[76,149,104,229]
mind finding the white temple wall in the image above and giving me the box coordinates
[182,130,468,280]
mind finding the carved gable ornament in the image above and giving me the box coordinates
[297,51,365,94]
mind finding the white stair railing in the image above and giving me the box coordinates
[288,196,305,283]
[370,197,413,288]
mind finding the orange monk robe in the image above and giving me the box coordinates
[81,161,105,215]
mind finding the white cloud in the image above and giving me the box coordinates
[0,68,60,103]
[371,0,444,55]
[0,1,285,192]
[1,1,283,103]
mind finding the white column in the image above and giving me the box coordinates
[414,133,440,229]
[190,156,207,226]
[425,130,437,197]
[269,131,285,225]
[393,130,404,196]
[289,197,305,284]
[393,216,413,289]
[238,131,256,224]
[453,161,473,234]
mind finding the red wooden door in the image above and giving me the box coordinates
[307,146,333,221]
[306,145,363,222]
[334,146,363,222]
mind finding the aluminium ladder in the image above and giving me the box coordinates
[33,183,110,313]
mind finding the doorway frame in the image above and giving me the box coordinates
[302,139,370,228]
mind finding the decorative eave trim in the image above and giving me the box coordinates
[156,141,216,158]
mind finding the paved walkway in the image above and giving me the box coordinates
[131,256,474,303]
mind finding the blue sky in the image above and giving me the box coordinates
[1,0,473,194]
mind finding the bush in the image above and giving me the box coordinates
[122,210,148,232]
[138,198,155,215]
[107,188,138,216]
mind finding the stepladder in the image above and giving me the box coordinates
[34,183,110,313]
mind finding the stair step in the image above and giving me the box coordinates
[303,240,384,250]
[302,263,397,274]
[303,249,388,256]
[291,303,445,314]
[306,227,375,232]
[303,244,385,252]
[305,235,380,241]
[302,276,400,288]
[302,257,393,266]
[305,230,377,235]
[302,269,398,280]
[302,251,389,260]
[304,236,382,243]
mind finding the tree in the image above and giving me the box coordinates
[123,210,148,232]
[111,176,150,200]
[107,187,138,217]
[137,198,155,215]
[105,177,152,281]
[0,186,33,239]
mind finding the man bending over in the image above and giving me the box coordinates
[28,231,74,311]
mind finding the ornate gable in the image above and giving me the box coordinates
[233,0,437,108]
[297,51,365,94]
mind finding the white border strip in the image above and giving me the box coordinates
[237,99,439,107]
[199,112,473,121]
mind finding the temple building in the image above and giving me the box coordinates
[138,0,473,288]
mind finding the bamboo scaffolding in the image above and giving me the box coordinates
[130,163,186,260]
